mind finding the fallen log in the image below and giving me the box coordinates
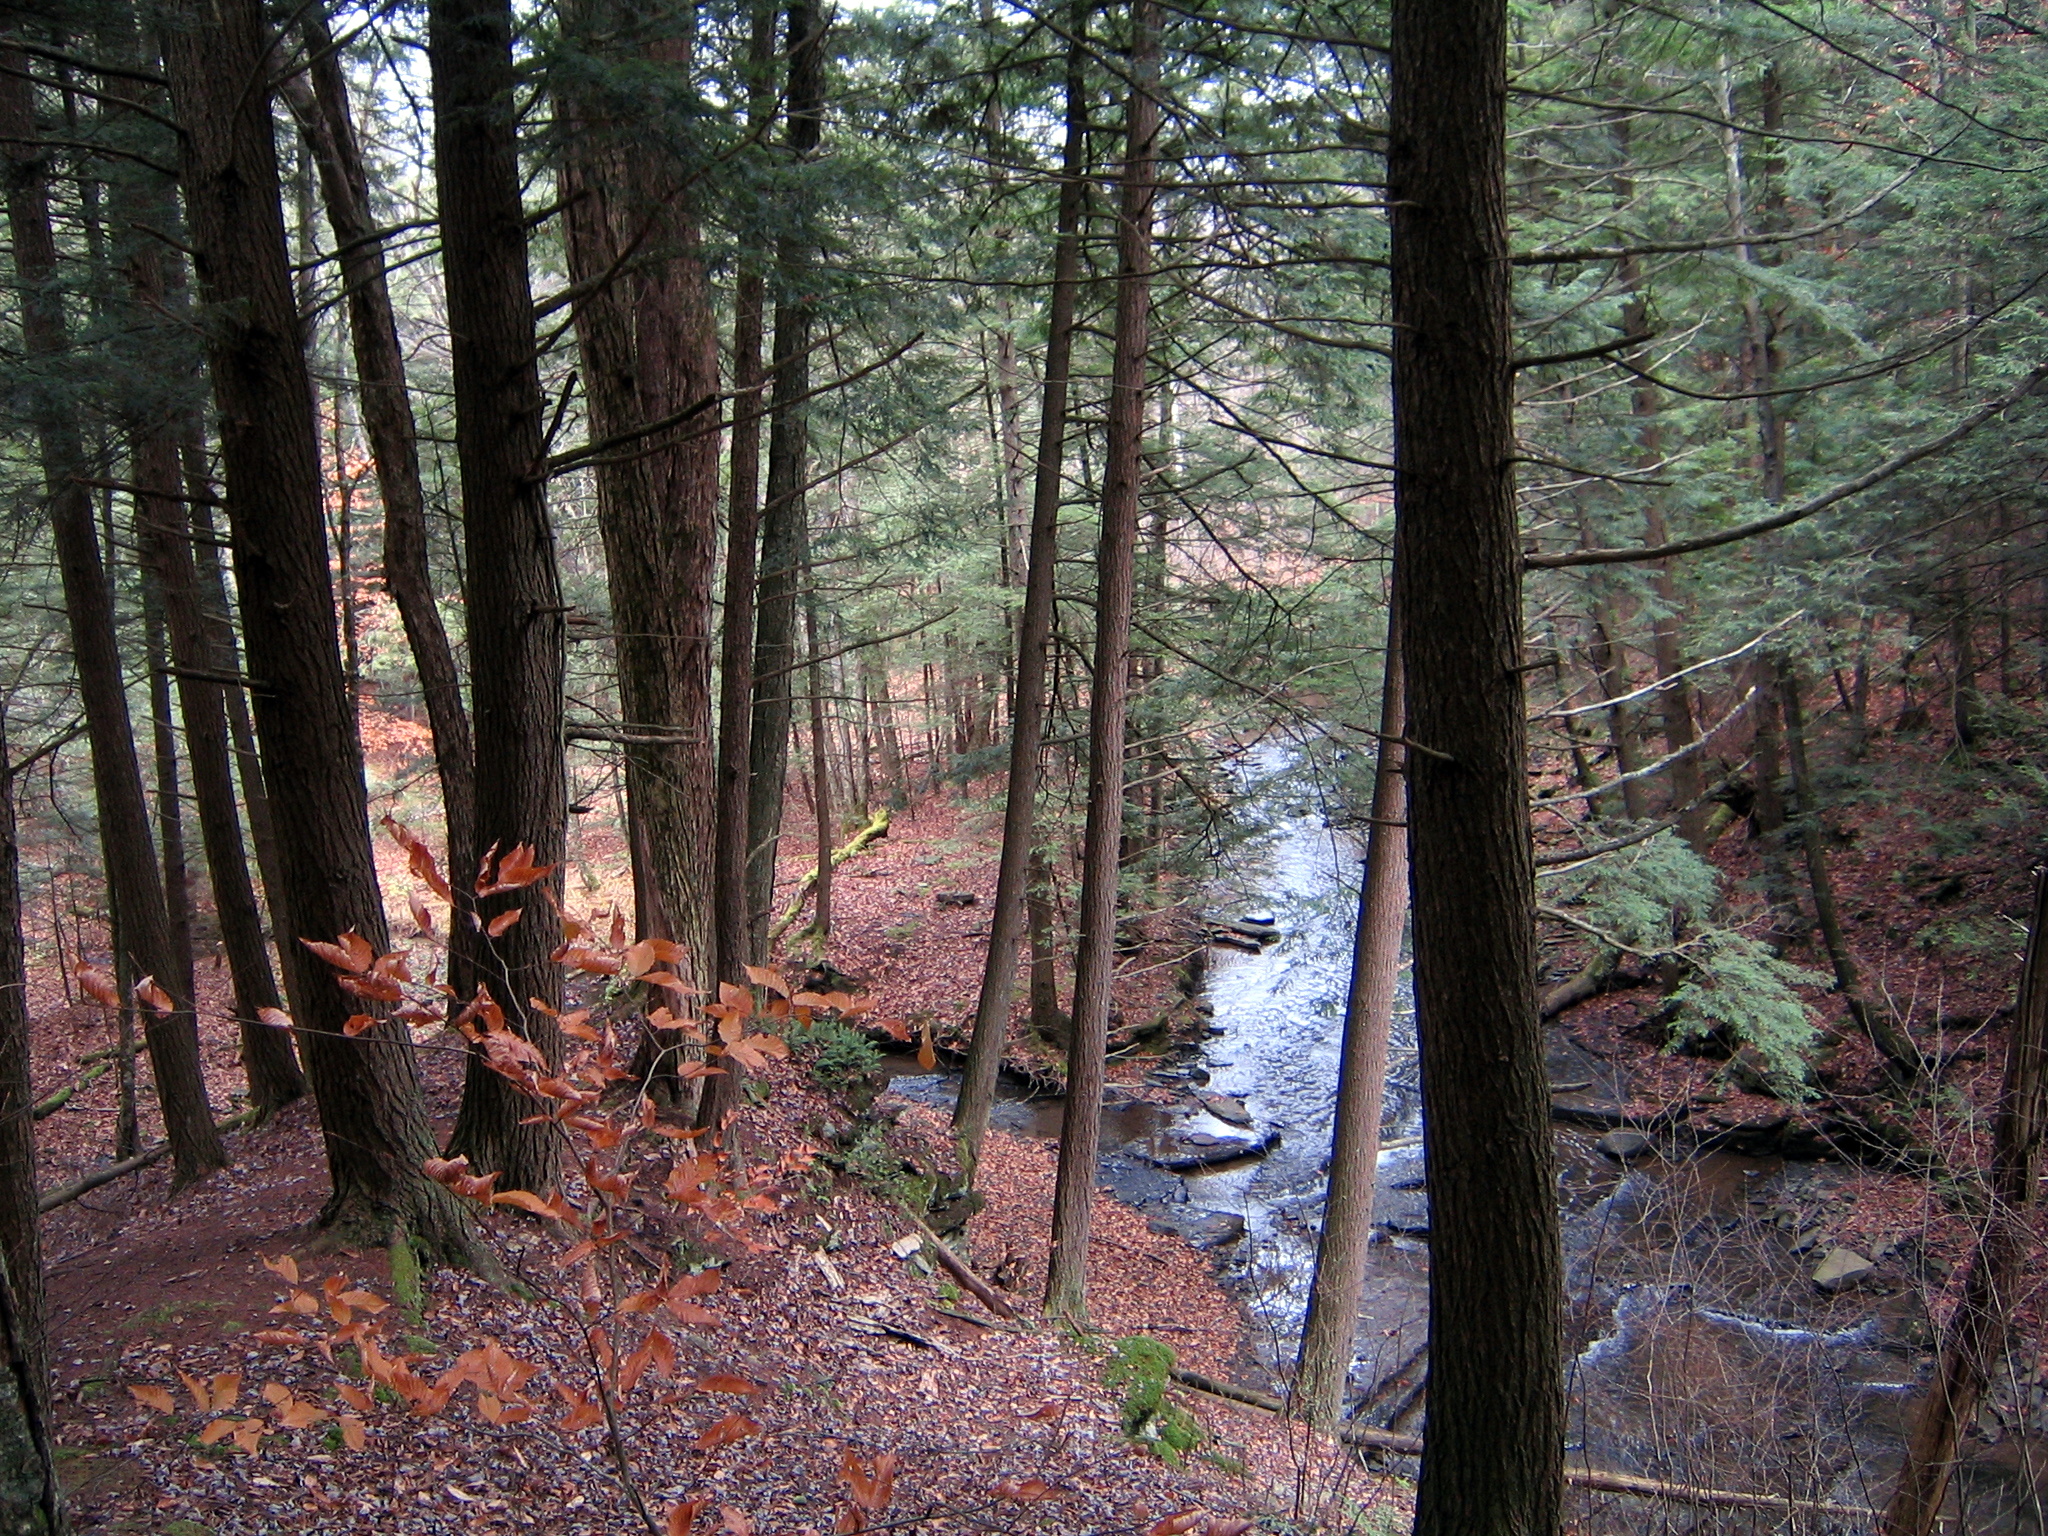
[896,1206,1029,1327]
[31,1058,111,1120]
[1167,1368,1875,1521]
[768,806,891,942]
[38,1107,261,1214]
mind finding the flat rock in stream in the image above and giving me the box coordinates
[1195,1092,1254,1127]
[1596,1129,1656,1162]
[1137,1126,1279,1171]
[1145,1208,1247,1249]
[1812,1247,1875,1293]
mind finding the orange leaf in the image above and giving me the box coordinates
[339,1414,367,1451]
[127,1384,175,1414]
[1149,1516,1204,1536]
[208,1372,241,1412]
[554,1384,603,1432]
[230,1418,265,1455]
[717,981,751,1014]
[260,1253,300,1284]
[383,815,454,900]
[486,908,523,938]
[133,976,175,1014]
[409,891,437,936]
[178,1369,211,1413]
[992,1476,1058,1502]
[198,1417,239,1446]
[693,1411,760,1452]
[335,1383,374,1413]
[491,1189,576,1220]
[666,1499,709,1536]
[74,964,119,1009]
[720,1512,756,1536]
[301,932,375,974]
[742,965,790,998]
[279,1399,329,1429]
[1202,1521,1255,1536]
[917,1038,937,1072]
[694,1372,761,1396]
[609,907,628,949]
[257,1006,293,1033]
[342,1013,378,1037]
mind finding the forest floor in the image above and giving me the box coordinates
[31,776,1407,1536]
[27,711,2048,1533]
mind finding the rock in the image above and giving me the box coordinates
[1196,1092,1254,1127]
[1812,1248,1874,1293]
[1596,1130,1655,1162]
[933,891,978,909]
[1137,1126,1279,1172]
[1145,1209,1246,1249]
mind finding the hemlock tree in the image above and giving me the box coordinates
[431,0,570,1192]
[158,0,488,1262]
[1391,0,1565,1530]
[1044,0,1159,1327]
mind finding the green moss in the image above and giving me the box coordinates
[388,1228,427,1324]
[1103,1336,1202,1465]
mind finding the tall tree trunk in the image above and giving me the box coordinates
[1045,0,1158,1326]
[557,0,721,999]
[283,16,477,957]
[743,0,828,967]
[0,733,57,1536]
[135,449,307,1113]
[1390,3,1564,1531]
[713,0,779,999]
[1881,863,2048,1536]
[432,0,569,1192]
[1747,661,1806,953]
[158,0,487,1262]
[0,58,227,1189]
[805,590,833,940]
[954,14,1087,1181]
[141,575,195,1009]
[1294,576,1407,1429]
[1777,657,1920,1074]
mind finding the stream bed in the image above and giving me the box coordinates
[881,744,2044,1533]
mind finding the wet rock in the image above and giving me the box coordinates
[1196,1092,1254,1127]
[1550,1094,1637,1130]
[1813,1247,1875,1292]
[1596,1130,1655,1162]
[1145,1209,1246,1249]
[1138,1126,1279,1172]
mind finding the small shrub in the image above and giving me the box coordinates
[798,1015,883,1094]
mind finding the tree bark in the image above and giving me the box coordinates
[713,0,779,998]
[0,731,56,1536]
[1881,862,2048,1536]
[804,589,833,940]
[954,15,1087,1182]
[1389,2,1565,1531]
[1045,0,1157,1327]
[743,0,828,968]
[557,0,720,1000]
[158,0,487,1262]
[0,57,227,1189]
[431,0,569,1193]
[1777,656,1920,1074]
[1294,574,1407,1429]
[283,16,477,969]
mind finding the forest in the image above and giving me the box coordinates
[0,0,2043,1531]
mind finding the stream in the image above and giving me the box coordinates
[881,742,2046,1533]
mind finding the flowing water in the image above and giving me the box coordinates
[884,743,2046,1533]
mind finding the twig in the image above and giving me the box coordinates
[895,1208,1029,1327]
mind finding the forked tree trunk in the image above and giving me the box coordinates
[431,0,569,1193]
[284,16,477,966]
[1045,0,1158,1326]
[953,14,1087,1182]
[1389,3,1564,1531]
[1881,862,2048,1536]
[158,0,487,1263]
[1294,576,1407,1429]
[0,59,227,1189]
